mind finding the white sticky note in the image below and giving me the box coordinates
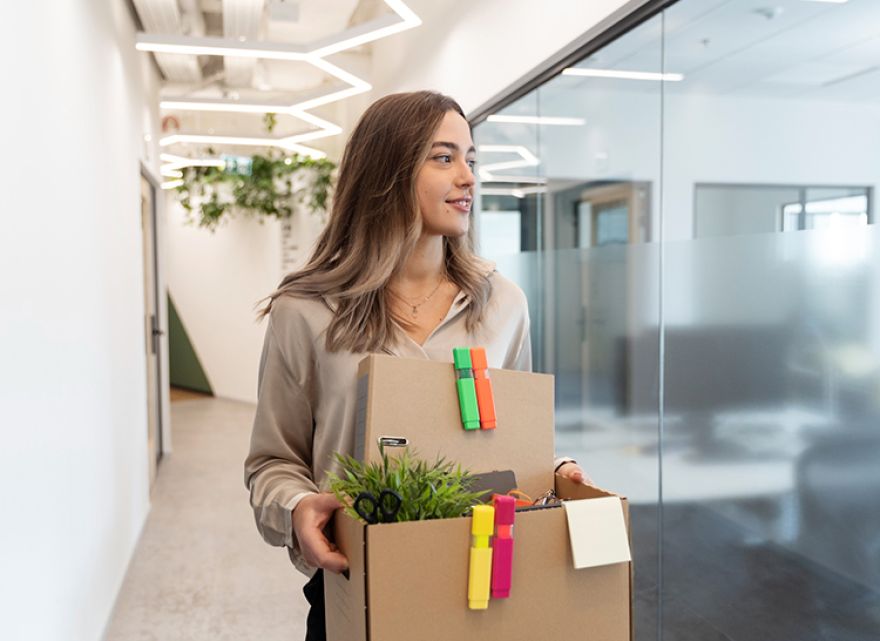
[563,496,632,570]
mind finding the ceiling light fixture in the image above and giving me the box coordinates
[562,68,684,81]
[139,1,419,151]
[159,134,326,159]
[158,57,371,115]
[307,0,421,58]
[160,153,226,169]
[135,0,418,60]
[480,175,547,184]
[135,36,307,60]
[477,145,540,182]
[481,186,547,199]
[486,115,585,126]
[155,104,342,147]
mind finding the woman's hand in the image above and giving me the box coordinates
[292,493,349,574]
[556,462,593,485]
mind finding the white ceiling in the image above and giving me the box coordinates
[136,0,368,93]
[558,0,880,103]
[132,0,202,82]
[133,0,392,156]
[140,0,880,160]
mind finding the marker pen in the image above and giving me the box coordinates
[453,347,481,431]
[470,347,497,430]
[491,494,515,599]
[468,505,495,610]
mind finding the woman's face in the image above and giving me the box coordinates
[415,110,476,238]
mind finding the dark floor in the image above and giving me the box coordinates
[630,503,880,641]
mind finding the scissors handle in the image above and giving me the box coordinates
[353,493,380,524]
[353,490,403,524]
[377,489,402,522]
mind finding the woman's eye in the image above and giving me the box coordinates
[434,154,452,163]
[467,159,477,170]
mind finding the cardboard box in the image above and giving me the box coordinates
[325,355,632,641]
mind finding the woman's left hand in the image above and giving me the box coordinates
[556,462,592,485]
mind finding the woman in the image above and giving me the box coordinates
[244,91,586,641]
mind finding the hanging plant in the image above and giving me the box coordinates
[175,149,336,231]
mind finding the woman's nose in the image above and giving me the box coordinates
[456,160,475,187]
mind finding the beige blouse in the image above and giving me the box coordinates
[244,266,553,574]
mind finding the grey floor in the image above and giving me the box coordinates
[105,397,308,641]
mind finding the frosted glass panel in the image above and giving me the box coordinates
[660,224,880,638]
[477,1,880,639]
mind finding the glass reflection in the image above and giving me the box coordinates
[475,0,880,638]
[476,13,665,641]
[661,0,880,638]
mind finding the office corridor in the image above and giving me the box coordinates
[105,397,308,641]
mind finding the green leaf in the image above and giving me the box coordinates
[170,151,336,229]
[328,446,484,524]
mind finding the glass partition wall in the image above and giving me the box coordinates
[473,1,880,639]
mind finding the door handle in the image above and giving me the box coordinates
[149,315,165,354]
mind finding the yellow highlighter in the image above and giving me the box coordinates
[468,505,495,610]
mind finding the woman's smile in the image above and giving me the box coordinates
[445,197,472,213]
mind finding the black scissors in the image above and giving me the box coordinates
[353,489,403,524]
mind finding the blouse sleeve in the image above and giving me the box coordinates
[509,321,532,372]
[244,308,319,554]
[497,280,572,470]
[503,283,533,372]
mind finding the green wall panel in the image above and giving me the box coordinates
[167,294,213,395]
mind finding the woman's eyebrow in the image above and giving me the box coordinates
[431,141,477,154]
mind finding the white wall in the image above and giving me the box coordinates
[367,0,634,115]
[164,201,284,404]
[0,1,161,640]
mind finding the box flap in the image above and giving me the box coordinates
[356,355,555,499]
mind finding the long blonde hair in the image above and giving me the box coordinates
[259,91,492,353]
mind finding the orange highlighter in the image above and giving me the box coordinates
[467,505,494,609]
[470,347,497,430]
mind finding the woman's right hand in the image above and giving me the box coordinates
[292,492,349,574]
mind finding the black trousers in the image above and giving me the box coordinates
[303,569,326,641]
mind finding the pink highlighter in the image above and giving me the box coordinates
[491,494,516,599]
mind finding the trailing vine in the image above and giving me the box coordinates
[175,149,336,231]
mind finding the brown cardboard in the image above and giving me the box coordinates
[326,355,632,641]
[354,354,555,499]
[324,512,367,641]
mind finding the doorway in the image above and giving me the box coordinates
[547,181,651,413]
[141,169,164,488]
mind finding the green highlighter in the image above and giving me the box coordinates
[453,347,481,430]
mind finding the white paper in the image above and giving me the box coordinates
[563,496,632,570]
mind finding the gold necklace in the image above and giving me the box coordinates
[390,278,445,318]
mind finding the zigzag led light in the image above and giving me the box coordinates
[481,186,547,199]
[158,109,337,157]
[139,1,420,150]
[158,134,326,158]
[159,153,224,188]
[477,145,540,182]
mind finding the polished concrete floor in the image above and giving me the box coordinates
[105,396,308,641]
[105,393,880,641]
